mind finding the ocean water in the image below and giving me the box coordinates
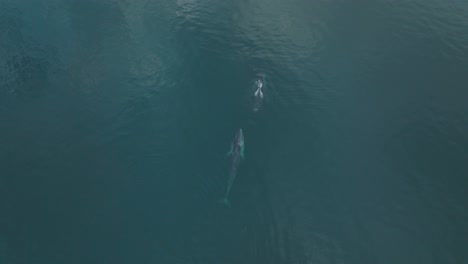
[1,0,468,263]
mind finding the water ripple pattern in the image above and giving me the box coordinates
[0,0,467,263]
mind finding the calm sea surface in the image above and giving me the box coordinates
[1,0,468,263]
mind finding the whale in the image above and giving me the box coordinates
[254,79,264,99]
[219,129,244,206]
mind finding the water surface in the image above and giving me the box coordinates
[1,0,468,263]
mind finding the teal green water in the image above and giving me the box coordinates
[1,0,468,263]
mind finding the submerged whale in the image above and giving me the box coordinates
[252,78,265,112]
[219,129,244,206]
[254,79,264,99]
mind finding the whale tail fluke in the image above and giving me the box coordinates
[255,89,264,99]
[255,89,263,99]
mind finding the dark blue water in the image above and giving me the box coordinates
[1,0,468,263]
